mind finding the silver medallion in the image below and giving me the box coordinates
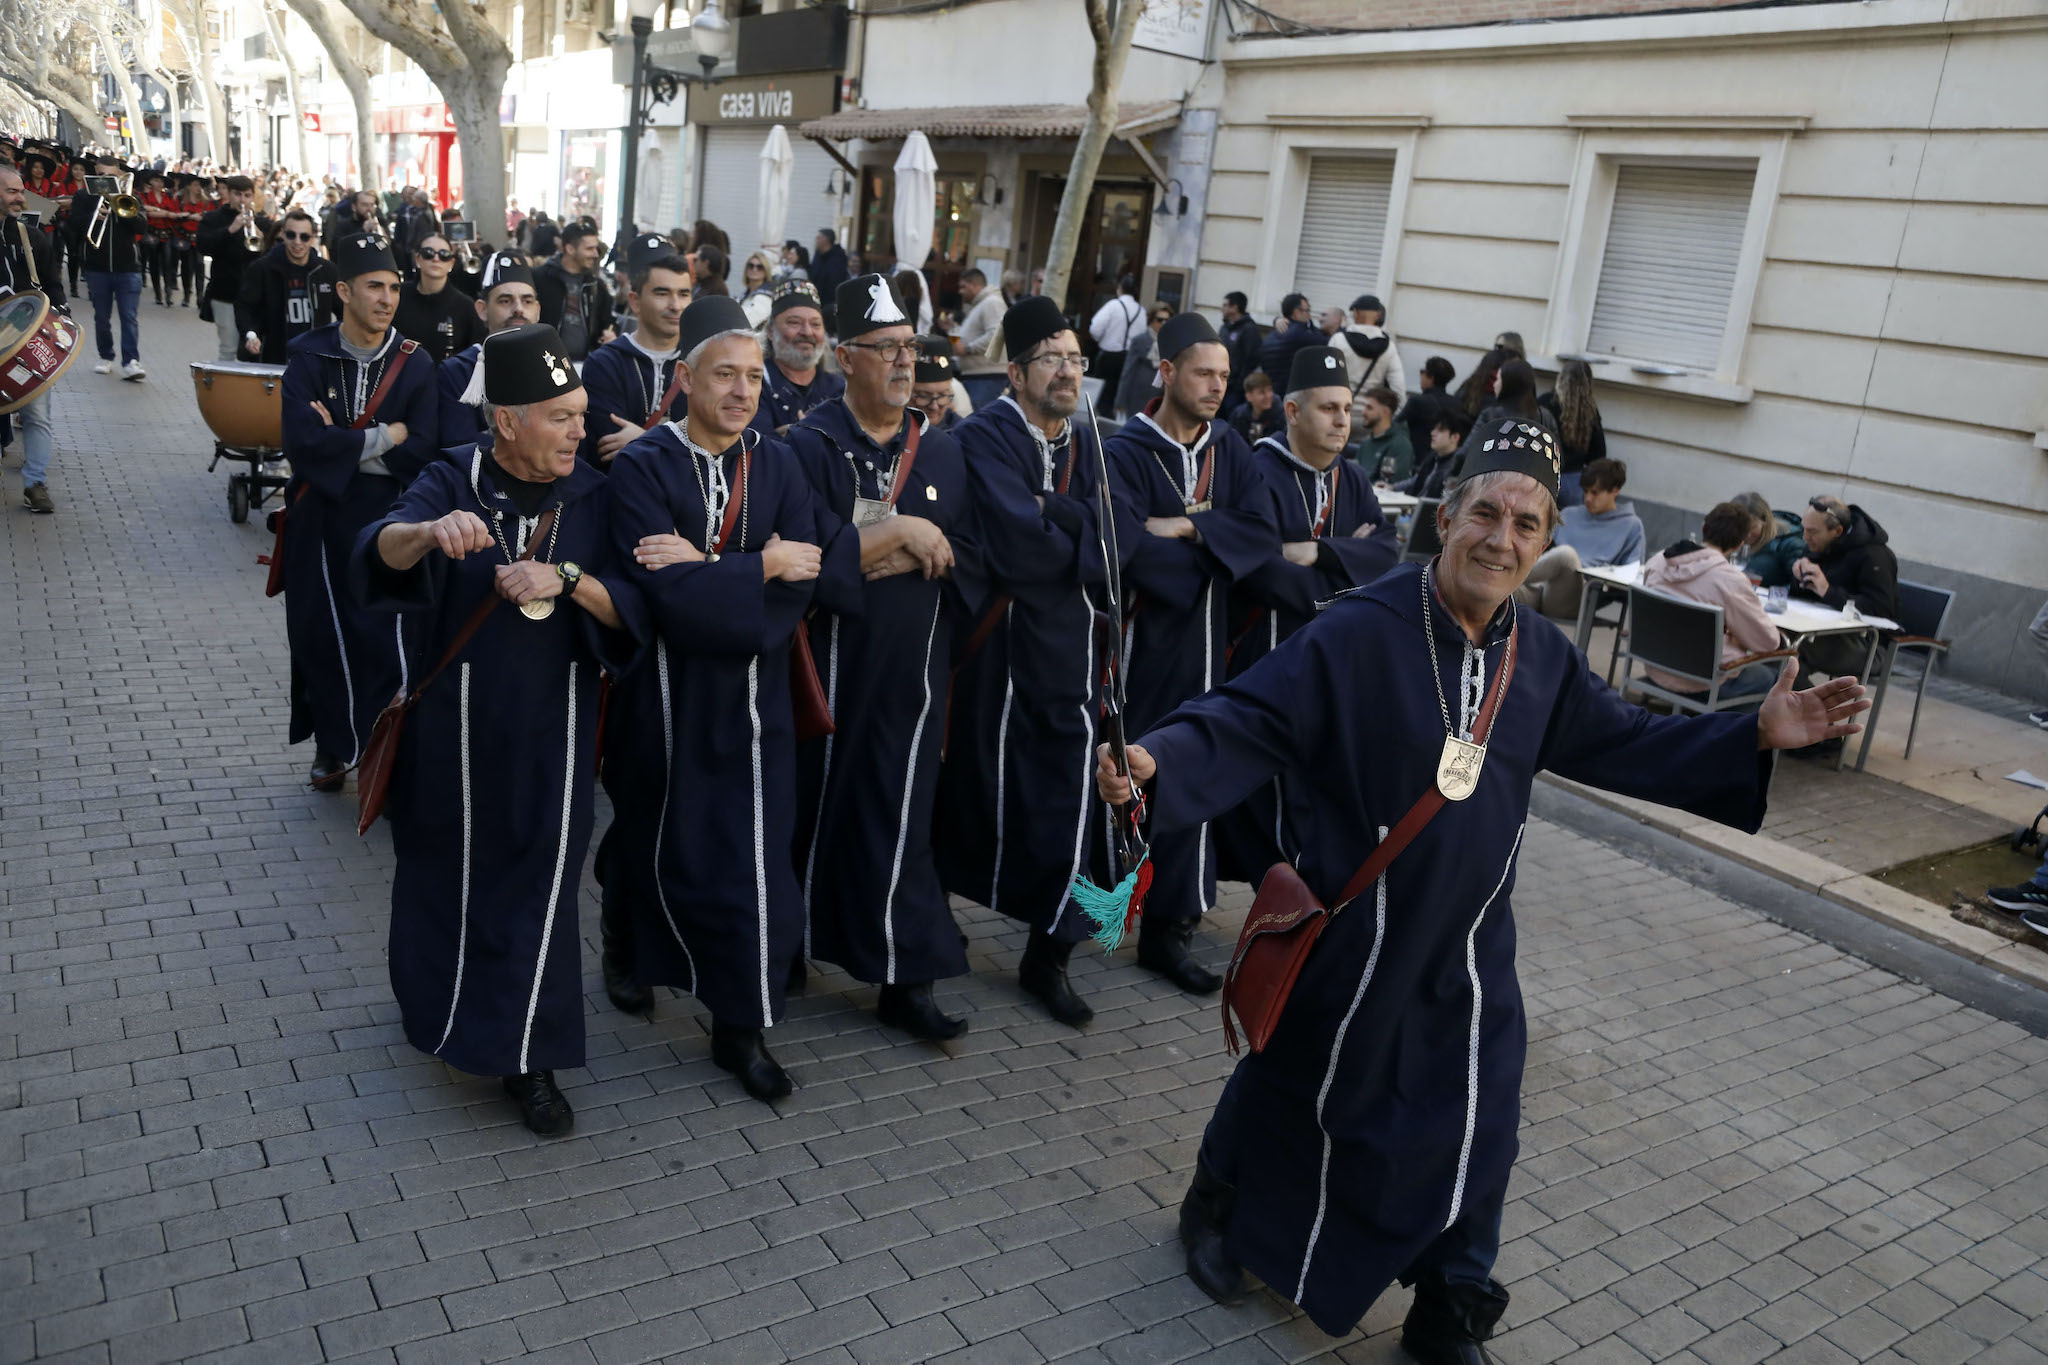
[851,496,896,528]
[1436,735,1486,801]
[520,598,555,621]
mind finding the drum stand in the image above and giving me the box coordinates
[209,443,289,524]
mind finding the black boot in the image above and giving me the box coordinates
[877,982,968,1042]
[309,749,344,792]
[599,882,651,1015]
[1019,927,1093,1027]
[502,1071,574,1136]
[1178,1157,1247,1304]
[711,1021,794,1102]
[1400,1273,1510,1365]
[1138,917,1222,995]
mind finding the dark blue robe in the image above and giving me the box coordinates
[436,343,482,452]
[348,449,644,1077]
[933,398,1110,945]
[601,425,861,1027]
[1216,440,1400,881]
[579,333,682,468]
[280,325,438,765]
[786,401,987,985]
[1138,563,1772,1335]
[746,358,845,441]
[1105,411,1279,922]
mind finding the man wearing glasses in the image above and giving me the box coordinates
[234,208,335,363]
[392,231,484,365]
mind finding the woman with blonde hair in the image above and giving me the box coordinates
[738,249,776,326]
[1540,358,1606,506]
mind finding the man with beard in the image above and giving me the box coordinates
[578,234,689,469]
[349,323,643,1136]
[279,233,438,789]
[439,253,541,449]
[599,296,859,1102]
[787,277,985,1041]
[934,296,1110,1027]
[1103,313,1279,992]
[748,280,843,439]
[235,207,335,361]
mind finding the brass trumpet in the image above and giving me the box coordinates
[85,177,142,250]
[243,214,262,250]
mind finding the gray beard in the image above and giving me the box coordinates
[771,336,822,371]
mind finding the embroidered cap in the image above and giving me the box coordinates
[626,232,680,276]
[330,233,399,282]
[1001,295,1070,363]
[835,273,909,340]
[481,323,583,406]
[1286,344,1350,398]
[1156,311,1221,364]
[479,251,536,296]
[678,294,755,361]
[913,336,956,385]
[1460,419,1562,501]
[770,279,825,321]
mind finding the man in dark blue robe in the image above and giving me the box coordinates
[1104,312,1280,992]
[600,295,861,1103]
[933,296,1112,1027]
[787,276,988,1041]
[1098,430,1869,1361]
[280,233,437,790]
[577,234,688,470]
[350,324,643,1136]
[437,252,538,454]
[909,336,965,434]
[1217,345,1400,882]
[746,280,843,442]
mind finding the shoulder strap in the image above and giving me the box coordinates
[713,448,750,553]
[350,339,418,430]
[1192,440,1216,504]
[406,505,557,704]
[884,415,923,508]
[1313,460,1338,537]
[645,357,686,428]
[1331,623,1518,910]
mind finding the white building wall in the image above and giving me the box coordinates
[861,0,1200,110]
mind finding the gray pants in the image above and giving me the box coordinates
[1515,544,1583,622]
[214,309,240,362]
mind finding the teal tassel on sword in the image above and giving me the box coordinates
[1071,855,1153,953]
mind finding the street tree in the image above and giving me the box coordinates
[169,0,230,164]
[1039,0,1145,313]
[278,0,378,190]
[263,2,311,173]
[0,0,116,144]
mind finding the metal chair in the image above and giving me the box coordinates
[1614,585,1795,716]
[1402,498,1442,562]
[1853,579,1954,771]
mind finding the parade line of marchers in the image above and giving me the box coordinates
[268,234,1871,1362]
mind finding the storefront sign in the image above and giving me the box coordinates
[302,112,322,133]
[372,104,455,136]
[1135,0,1211,62]
[685,71,837,127]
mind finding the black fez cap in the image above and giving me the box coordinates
[330,233,398,282]
[481,324,582,406]
[770,279,824,320]
[1350,293,1383,314]
[678,294,754,360]
[479,251,535,295]
[1156,311,1220,363]
[1287,344,1350,397]
[836,273,910,340]
[625,232,676,275]
[1002,294,1069,362]
[1461,418,1562,502]
[913,336,956,385]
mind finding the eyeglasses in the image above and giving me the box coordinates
[417,248,455,261]
[841,339,918,363]
[1806,497,1845,529]
[1025,352,1089,375]
[282,230,314,242]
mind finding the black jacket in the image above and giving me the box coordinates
[1258,323,1318,395]
[235,244,338,362]
[392,280,483,365]
[0,215,66,309]
[811,243,850,301]
[64,195,147,274]
[1797,505,1900,620]
[198,206,274,302]
[533,259,613,360]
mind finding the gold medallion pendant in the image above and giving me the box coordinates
[520,598,555,621]
[1436,735,1486,801]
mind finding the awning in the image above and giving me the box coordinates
[800,101,1181,143]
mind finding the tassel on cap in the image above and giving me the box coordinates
[457,351,487,407]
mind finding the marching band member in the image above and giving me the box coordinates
[439,252,541,450]
[67,157,150,382]
[0,161,67,515]
[235,207,336,362]
[576,233,689,469]
[197,175,275,361]
[746,280,842,440]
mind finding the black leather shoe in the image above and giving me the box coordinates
[711,1021,794,1102]
[502,1071,574,1136]
[309,750,345,792]
[1019,928,1093,1027]
[1179,1157,1247,1304]
[1400,1273,1510,1365]
[877,983,968,1041]
[1138,917,1222,995]
[599,884,652,1015]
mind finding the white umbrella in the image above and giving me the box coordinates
[757,123,794,251]
[892,130,937,274]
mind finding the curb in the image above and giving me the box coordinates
[1541,775,2048,995]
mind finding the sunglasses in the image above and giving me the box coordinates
[282,230,314,242]
[417,248,455,261]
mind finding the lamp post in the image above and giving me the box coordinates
[618,0,732,240]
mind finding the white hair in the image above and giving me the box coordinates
[685,328,766,370]
[1443,469,1560,535]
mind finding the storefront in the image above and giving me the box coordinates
[686,71,841,287]
[559,129,618,228]
[374,104,461,210]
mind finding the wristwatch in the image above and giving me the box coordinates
[557,561,583,598]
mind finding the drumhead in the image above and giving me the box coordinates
[0,292,47,358]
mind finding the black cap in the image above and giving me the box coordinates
[1286,345,1350,397]
[770,279,824,321]
[625,232,676,275]
[1156,312,1220,363]
[481,324,583,406]
[330,233,398,281]
[1460,418,1561,502]
[1350,293,1383,314]
[1002,295,1069,362]
[836,273,910,340]
[479,252,535,296]
[679,295,754,360]
[914,336,956,385]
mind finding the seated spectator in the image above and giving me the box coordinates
[1641,501,1786,698]
[1401,354,1455,452]
[1730,489,1801,586]
[1540,359,1606,507]
[1228,369,1285,444]
[1514,458,1642,621]
[1785,495,1900,756]
[1398,407,1472,499]
[1353,384,1413,482]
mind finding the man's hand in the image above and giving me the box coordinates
[1351,521,1386,540]
[430,510,493,559]
[495,561,561,606]
[241,333,261,358]
[1282,540,1319,567]
[1095,741,1156,805]
[762,532,823,583]
[1146,515,1197,540]
[598,414,644,460]
[895,516,954,579]
[309,400,333,426]
[864,548,920,581]
[385,421,408,448]
[634,533,704,570]
[1794,559,1830,599]
[1756,662,1870,750]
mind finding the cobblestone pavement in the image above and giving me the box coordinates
[4,311,2048,1365]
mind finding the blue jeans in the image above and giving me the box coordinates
[85,270,142,365]
[15,387,52,486]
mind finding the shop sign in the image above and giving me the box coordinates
[372,104,456,136]
[684,71,837,127]
[302,112,322,133]
[1135,0,1211,62]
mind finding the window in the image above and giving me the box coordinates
[1293,155,1392,315]
[1585,163,1757,372]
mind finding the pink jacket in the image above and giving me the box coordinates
[1641,546,1783,690]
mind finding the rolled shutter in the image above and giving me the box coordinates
[696,128,843,290]
[1586,163,1756,371]
[1294,155,1392,312]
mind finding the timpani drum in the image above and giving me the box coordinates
[190,361,287,450]
[0,291,82,414]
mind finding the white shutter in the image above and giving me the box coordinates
[695,128,841,290]
[1586,163,1756,371]
[1293,155,1392,312]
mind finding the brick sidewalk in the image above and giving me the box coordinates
[3,310,2046,1364]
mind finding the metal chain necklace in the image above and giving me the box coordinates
[486,501,563,621]
[1420,562,1515,802]
[679,417,747,558]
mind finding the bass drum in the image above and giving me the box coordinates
[190,361,287,449]
[0,291,82,414]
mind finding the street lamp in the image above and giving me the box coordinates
[619,0,733,240]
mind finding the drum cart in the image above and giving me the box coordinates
[190,361,289,523]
